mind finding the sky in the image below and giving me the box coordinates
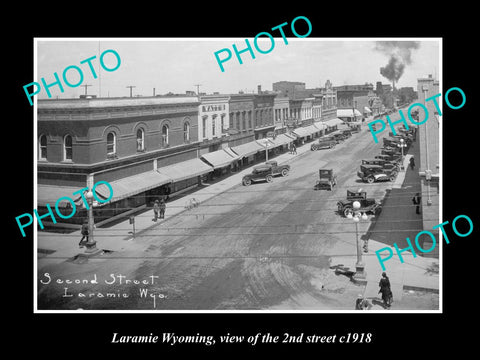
[35,38,440,99]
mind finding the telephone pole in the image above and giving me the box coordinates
[81,84,92,96]
[126,85,136,98]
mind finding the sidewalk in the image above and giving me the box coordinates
[37,140,312,264]
[330,147,440,304]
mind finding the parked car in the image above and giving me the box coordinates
[349,124,361,133]
[332,132,347,143]
[357,164,397,183]
[361,159,399,174]
[314,168,337,191]
[264,160,290,177]
[375,154,402,164]
[311,136,336,151]
[337,189,382,217]
[242,165,273,186]
[341,129,352,138]
[242,161,290,186]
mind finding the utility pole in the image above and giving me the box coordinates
[126,85,136,98]
[194,84,202,95]
[81,84,92,96]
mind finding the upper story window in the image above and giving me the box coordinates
[212,115,216,136]
[162,124,169,147]
[39,134,47,160]
[183,122,190,142]
[136,128,145,152]
[202,116,207,138]
[107,132,116,155]
[64,134,73,161]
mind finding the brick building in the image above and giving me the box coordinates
[37,96,211,229]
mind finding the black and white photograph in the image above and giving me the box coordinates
[33,38,443,312]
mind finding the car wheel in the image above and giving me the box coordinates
[367,176,375,184]
[389,175,396,182]
[311,145,316,151]
[281,168,289,177]
[243,179,251,186]
[266,175,273,183]
[344,207,353,217]
[391,170,398,177]
[329,144,334,148]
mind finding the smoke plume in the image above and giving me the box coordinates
[375,41,420,84]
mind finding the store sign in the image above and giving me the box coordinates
[202,104,226,112]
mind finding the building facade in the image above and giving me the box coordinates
[37,96,210,228]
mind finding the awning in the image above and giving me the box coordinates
[266,133,295,148]
[201,148,239,169]
[323,118,345,127]
[36,185,103,208]
[292,124,321,138]
[157,158,213,182]
[95,171,171,203]
[313,122,327,131]
[231,140,265,158]
[337,109,363,118]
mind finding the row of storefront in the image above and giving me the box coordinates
[38,117,346,229]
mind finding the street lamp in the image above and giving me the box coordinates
[346,201,368,282]
[397,138,407,171]
[84,189,98,253]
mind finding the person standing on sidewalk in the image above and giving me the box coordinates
[79,220,89,248]
[409,156,415,170]
[378,272,393,308]
[152,200,160,222]
[159,198,166,219]
[412,192,422,214]
[292,143,297,155]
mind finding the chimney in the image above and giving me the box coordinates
[257,85,262,94]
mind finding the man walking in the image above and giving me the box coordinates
[409,156,415,170]
[378,272,393,308]
[412,192,421,214]
[79,220,89,248]
[152,200,160,222]
[159,198,166,219]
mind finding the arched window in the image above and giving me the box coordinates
[161,124,169,147]
[64,134,73,161]
[39,134,47,160]
[136,128,145,151]
[183,122,190,142]
[107,132,116,155]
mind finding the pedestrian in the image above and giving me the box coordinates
[152,200,160,222]
[378,272,393,308]
[409,156,415,170]
[292,143,297,155]
[159,198,166,219]
[79,220,89,248]
[412,192,421,214]
[355,294,372,310]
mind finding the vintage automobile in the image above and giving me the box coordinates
[357,164,397,183]
[331,132,347,143]
[264,160,290,177]
[381,147,402,157]
[348,123,362,133]
[314,168,337,191]
[242,161,290,186]
[361,159,399,175]
[311,136,336,151]
[341,129,352,138]
[337,189,382,217]
[375,153,402,164]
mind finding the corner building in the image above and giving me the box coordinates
[37,96,212,229]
